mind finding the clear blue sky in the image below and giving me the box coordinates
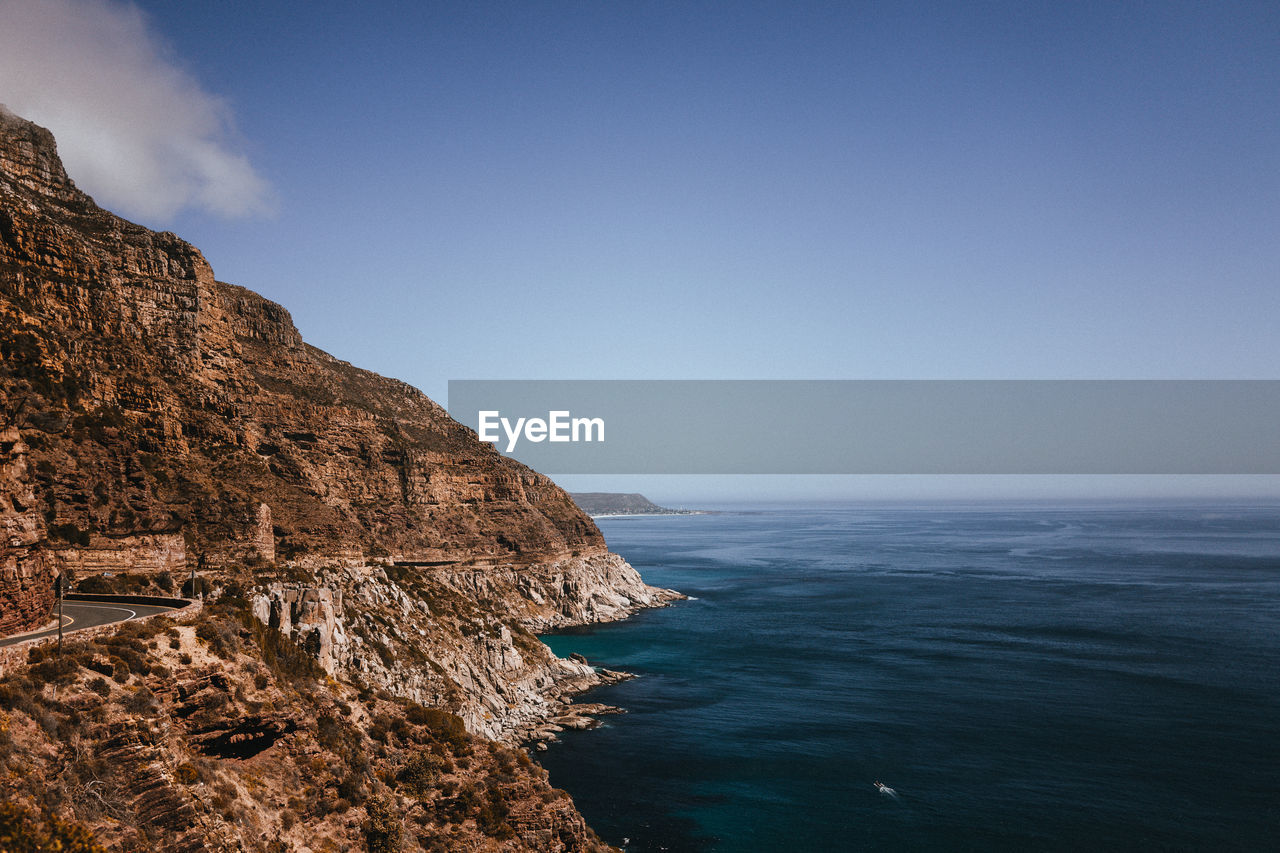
[4,1,1278,500]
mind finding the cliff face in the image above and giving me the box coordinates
[0,106,610,596]
[251,552,671,742]
[0,424,55,634]
[0,108,680,851]
[0,104,682,714]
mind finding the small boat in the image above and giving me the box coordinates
[874,780,897,797]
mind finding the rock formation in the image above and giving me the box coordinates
[0,425,55,633]
[0,107,680,851]
[0,106,602,577]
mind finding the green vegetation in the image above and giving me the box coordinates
[0,802,103,853]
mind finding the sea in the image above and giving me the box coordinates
[538,501,1280,852]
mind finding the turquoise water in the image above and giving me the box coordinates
[539,502,1280,851]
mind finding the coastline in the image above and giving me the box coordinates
[516,559,686,748]
[588,511,711,519]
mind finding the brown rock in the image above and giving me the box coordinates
[0,424,55,632]
[0,107,604,572]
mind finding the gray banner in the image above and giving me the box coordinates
[446,380,1280,474]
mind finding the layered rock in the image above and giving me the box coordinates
[51,530,186,575]
[0,106,604,571]
[0,107,661,617]
[250,551,678,741]
[0,424,55,633]
[0,107,680,851]
[0,615,615,852]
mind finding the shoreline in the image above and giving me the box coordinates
[521,580,685,748]
[590,511,712,519]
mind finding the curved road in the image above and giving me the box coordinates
[0,599,182,647]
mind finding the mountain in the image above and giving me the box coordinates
[0,107,677,851]
[569,493,699,516]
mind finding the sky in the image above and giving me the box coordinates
[1,0,1277,502]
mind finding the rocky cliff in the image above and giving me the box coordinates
[0,424,55,634]
[0,607,618,852]
[0,106,602,573]
[0,108,679,851]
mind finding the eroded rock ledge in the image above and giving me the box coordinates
[250,552,681,742]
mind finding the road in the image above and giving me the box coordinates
[0,599,182,647]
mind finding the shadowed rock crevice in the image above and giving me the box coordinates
[193,716,298,760]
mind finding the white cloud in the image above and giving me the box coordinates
[0,0,272,221]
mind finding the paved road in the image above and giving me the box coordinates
[0,599,181,647]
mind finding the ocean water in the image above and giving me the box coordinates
[539,502,1280,852]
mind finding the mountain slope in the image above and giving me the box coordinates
[0,107,681,852]
[0,105,603,573]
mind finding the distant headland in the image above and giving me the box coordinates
[571,492,709,517]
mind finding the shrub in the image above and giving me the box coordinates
[75,575,114,595]
[87,678,110,698]
[239,614,323,686]
[92,636,149,678]
[397,752,451,799]
[493,748,516,774]
[390,716,412,742]
[108,657,130,684]
[120,686,158,715]
[337,771,367,805]
[438,782,479,825]
[0,802,104,853]
[0,676,37,712]
[415,707,470,756]
[362,794,402,853]
[29,655,80,686]
[476,789,513,840]
[195,619,239,660]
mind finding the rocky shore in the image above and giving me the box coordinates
[246,552,681,744]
